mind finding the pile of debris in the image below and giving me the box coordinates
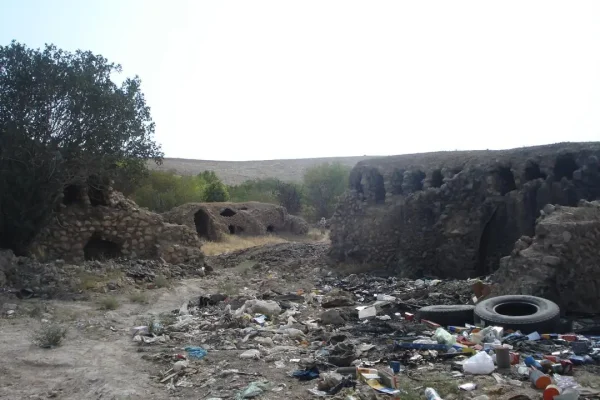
[128,261,600,399]
[0,250,207,299]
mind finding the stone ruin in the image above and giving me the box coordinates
[162,201,309,242]
[491,200,600,314]
[29,187,203,265]
[329,142,600,279]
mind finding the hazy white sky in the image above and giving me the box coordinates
[2,1,600,160]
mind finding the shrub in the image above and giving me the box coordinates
[98,296,120,310]
[31,323,68,348]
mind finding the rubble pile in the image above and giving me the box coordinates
[0,251,206,299]
[207,242,330,270]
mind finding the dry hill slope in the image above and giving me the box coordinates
[150,156,377,185]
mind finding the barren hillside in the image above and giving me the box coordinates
[150,156,377,185]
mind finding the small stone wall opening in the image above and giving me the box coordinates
[409,170,425,191]
[87,176,109,206]
[220,208,237,217]
[194,209,210,238]
[496,167,517,195]
[63,185,80,205]
[371,170,386,204]
[350,171,364,194]
[266,225,275,233]
[554,154,579,180]
[430,169,444,188]
[390,169,404,195]
[524,161,546,181]
[228,225,245,235]
[84,233,122,261]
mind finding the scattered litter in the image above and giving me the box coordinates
[235,381,270,399]
[240,349,261,359]
[291,367,320,381]
[184,346,207,360]
[463,351,495,375]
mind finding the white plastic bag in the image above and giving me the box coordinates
[463,351,495,375]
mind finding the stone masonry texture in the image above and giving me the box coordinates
[162,201,309,241]
[29,189,203,265]
[329,142,600,279]
[491,200,600,314]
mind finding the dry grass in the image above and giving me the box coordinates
[31,323,68,348]
[202,234,288,256]
[98,296,120,310]
[129,291,149,304]
[153,275,169,288]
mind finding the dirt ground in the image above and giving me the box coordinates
[1,238,599,400]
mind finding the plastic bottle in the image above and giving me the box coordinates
[529,369,552,390]
[425,387,443,400]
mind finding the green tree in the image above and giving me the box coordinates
[302,163,350,220]
[0,41,162,252]
[228,179,280,203]
[276,181,303,214]
[203,181,230,202]
[198,170,220,184]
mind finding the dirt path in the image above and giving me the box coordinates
[0,278,212,400]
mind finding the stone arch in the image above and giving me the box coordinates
[496,167,517,195]
[403,170,425,193]
[390,169,405,195]
[349,170,364,194]
[63,185,81,205]
[430,169,444,188]
[553,153,578,180]
[220,208,236,217]
[87,175,108,206]
[369,170,386,204]
[228,225,245,235]
[194,209,211,239]
[524,160,546,181]
[83,233,122,261]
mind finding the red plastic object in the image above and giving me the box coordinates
[560,360,573,375]
[560,334,578,342]
[421,319,440,328]
[404,312,414,321]
[510,352,520,365]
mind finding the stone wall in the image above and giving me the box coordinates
[329,142,600,278]
[29,189,203,265]
[162,201,309,241]
[491,201,600,314]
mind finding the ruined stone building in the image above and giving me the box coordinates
[329,142,600,279]
[492,200,600,314]
[162,202,309,242]
[29,187,203,265]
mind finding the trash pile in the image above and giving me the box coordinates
[127,262,600,400]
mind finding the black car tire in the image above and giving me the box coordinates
[474,295,560,334]
[416,305,475,326]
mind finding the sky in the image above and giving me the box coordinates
[1,1,600,161]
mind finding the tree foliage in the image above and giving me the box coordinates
[302,162,350,220]
[227,165,349,221]
[0,41,163,252]
[132,170,229,212]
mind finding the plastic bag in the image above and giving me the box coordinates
[433,327,456,345]
[463,351,495,375]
